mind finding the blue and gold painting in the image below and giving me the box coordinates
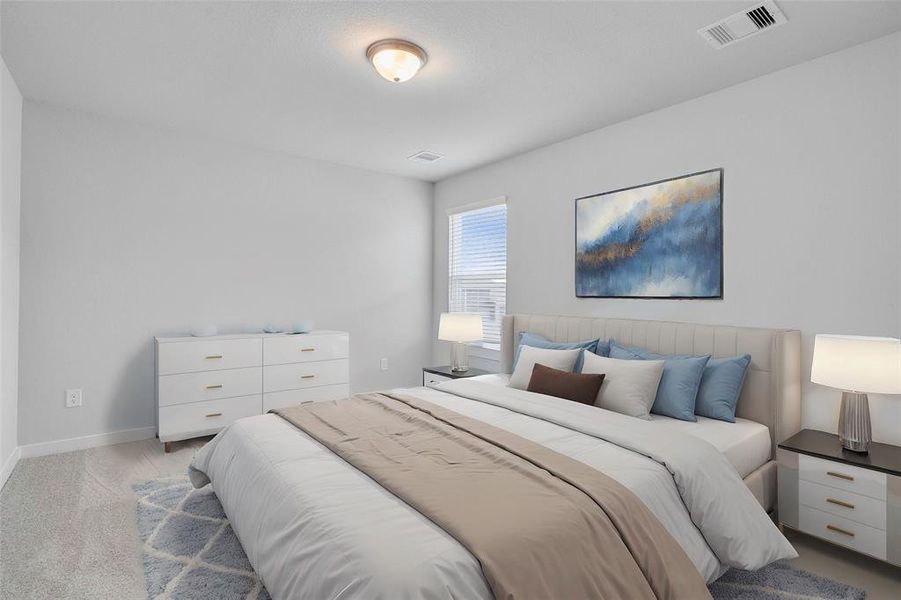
[575,169,722,298]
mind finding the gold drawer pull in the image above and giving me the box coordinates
[826,471,854,481]
[205,354,223,360]
[205,384,223,389]
[826,524,855,537]
[301,375,316,379]
[826,498,855,510]
[205,412,223,418]
[300,348,315,352]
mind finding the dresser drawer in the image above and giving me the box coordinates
[264,334,349,366]
[263,384,350,412]
[799,454,886,501]
[799,505,886,560]
[263,359,349,393]
[158,338,262,375]
[158,367,262,407]
[158,395,262,441]
[799,479,886,530]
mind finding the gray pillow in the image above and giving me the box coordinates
[580,352,664,419]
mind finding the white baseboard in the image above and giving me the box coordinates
[18,426,157,459]
[0,446,21,491]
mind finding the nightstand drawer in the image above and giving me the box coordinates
[799,479,886,530]
[799,454,886,501]
[799,505,886,560]
[423,372,452,388]
[158,338,262,375]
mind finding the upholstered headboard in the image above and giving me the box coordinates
[501,314,802,453]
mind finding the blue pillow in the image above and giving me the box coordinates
[609,342,709,422]
[513,333,602,372]
[694,355,752,423]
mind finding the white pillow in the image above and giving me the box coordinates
[580,352,664,419]
[509,346,581,390]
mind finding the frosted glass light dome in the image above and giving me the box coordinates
[366,39,427,83]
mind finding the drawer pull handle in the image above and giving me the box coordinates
[300,348,315,352]
[205,384,223,389]
[301,375,316,379]
[826,524,855,537]
[826,471,854,481]
[826,498,855,510]
[205,354,223,360]
[205,412,223,418]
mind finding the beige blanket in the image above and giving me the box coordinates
[274,393,711,600]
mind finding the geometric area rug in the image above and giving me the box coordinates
[134,477,865,600]
[132,477,269,600]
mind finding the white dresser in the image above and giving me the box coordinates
[155,331,349,451]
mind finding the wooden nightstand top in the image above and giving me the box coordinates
[423,365,492,379]
[778,429,901,477]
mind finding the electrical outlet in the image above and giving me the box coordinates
[380,358,388,371]
[65,389,83,408]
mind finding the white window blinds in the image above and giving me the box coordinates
[448,201,507,346]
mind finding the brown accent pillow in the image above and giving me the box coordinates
[526,363,605,405]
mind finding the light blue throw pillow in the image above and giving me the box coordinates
[609,342,709,422]
[694,354,752,423]
[513,333,603,372]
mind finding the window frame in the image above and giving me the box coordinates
[446,196,507,351]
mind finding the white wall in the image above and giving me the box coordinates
[19,102,432,446]
[434,33,901,444]
[1,56,22,478]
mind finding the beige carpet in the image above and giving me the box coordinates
[1,438,899,599]
[0,438,204,599]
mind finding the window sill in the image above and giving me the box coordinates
[467,343,500,359]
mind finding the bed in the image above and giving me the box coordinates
[189,313,802,599]
[498,314,803,513]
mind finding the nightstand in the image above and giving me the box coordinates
[777,429,901,566]
[422,366,491,389]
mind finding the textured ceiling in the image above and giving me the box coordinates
[3,1,900,182]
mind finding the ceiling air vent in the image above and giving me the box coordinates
[698,1,787,49]
[408,150,444,164]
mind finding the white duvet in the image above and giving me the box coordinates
[190,380,796,600]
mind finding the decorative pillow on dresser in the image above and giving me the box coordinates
[509,346,582,390]
[526,363,605,405]
[513,332,606,372]
[609,342,710,422]
[579,352,664,419]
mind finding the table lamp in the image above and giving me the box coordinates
[438,313,483,372]
[811,334,901,453]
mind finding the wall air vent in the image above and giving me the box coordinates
[408,150,444,163]
[698,1,787,49]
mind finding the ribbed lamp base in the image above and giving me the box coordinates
[838,391,871,454]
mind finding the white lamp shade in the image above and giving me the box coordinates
[438,313,483,343]
[811,334,901,394]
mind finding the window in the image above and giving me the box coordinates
[448,200,507,347]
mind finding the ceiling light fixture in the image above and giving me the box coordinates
[366,39,428,83]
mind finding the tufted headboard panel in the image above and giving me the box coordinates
[500,314,802,453]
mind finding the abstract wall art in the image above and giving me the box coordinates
[575,169,723,298]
